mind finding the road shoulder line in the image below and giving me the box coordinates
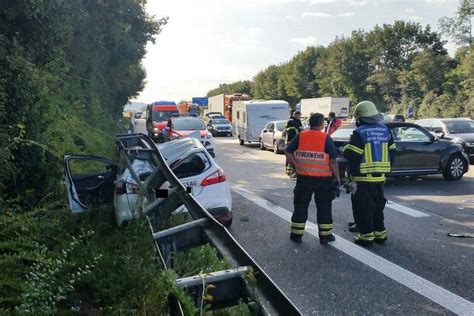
[386,200,430,217]
[232,185,474,316]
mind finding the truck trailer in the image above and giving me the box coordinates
[224,93,250,122]
[208,94,225,115]
[300,97,349,118]
[178,102,200,116]
[232,100,290,145]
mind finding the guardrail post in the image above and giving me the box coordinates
[176,267,253,311]
[114,134,302,315]
[153,218,208,268]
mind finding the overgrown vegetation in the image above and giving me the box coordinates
[0,0,197,313]
[0,207,182,314]
[0,0,166,209]
[207,0,473,118]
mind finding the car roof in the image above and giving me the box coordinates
[418,117,471,121]
[335,122,424,130]
[385,122,423,128]
[171,116,201,121]
[438,118,471,121]
[158,138,206,162]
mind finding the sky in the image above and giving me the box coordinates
[132,0,460,103]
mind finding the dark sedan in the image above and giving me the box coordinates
[332,122,470,181]
[415,118,474,164]
[207,118,232,136]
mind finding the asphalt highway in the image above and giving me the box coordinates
[214,136,474,315]
[136,119,474,315]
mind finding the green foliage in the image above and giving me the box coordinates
[16,231,99,315]
[0,0,186,313]
[207,81,253,97]
[0,206,179,314]
[174,244,231,278]
[207,7,473,119]
[0,0,166,210]
[439,0,473,46]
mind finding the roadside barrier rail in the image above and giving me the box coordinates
[114,133,302,315]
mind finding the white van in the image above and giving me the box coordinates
[232,100,290,145]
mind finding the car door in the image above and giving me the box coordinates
[261,122,271,145]
[266,123,275,147]
[64,155,118,213]
[390,126,442,172]
[207,119,213,132]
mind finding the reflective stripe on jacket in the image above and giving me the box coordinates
[293,130,332,177]
[347,123,390,182]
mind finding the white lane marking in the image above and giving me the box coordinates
[232,185,474,316]
[386,201,430,218]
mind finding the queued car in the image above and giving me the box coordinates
[204,112,225,122]
[331,122,470,181]
[207,118,232,136]
[166,116,215,157]
[259,120,287,154]
[415,118,474,163]
[134,111,142,119]
[64,136,233,227]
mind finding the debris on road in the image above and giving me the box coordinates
[447,233,474,238]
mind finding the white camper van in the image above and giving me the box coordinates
[232,100,290,145]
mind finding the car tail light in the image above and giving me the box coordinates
[126,183,139,194]
[115,181,139,195]
[115,181,126,195]
[201,168,227,186]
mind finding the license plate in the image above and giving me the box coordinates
[182,180,198,187]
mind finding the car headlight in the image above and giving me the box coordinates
[153,127,160,132]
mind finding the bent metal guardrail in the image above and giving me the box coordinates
[115,133,301,315]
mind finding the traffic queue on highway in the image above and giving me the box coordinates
[64,97,473,237]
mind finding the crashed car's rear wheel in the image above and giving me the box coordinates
[223,217,233,228]
[443,154,466,181]
[239,137,244,145]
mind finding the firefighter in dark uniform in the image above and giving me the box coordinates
[285,110,303,177]
[286,113,341,244]
[343,101,396,246]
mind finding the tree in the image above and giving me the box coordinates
[206,80,252,97]
[439,0,473,46]
[0,0,165,209]
[285,47,323,102]
[252,64,286,100]
[315,31,370,105]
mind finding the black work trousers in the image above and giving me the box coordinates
[351,182,387,234]
[291,176,334,235]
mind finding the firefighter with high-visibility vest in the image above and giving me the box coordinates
[343,101,396,246]
[285,110,303,178]
[285,113,341,244]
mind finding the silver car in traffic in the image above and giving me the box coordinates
[259,120,287,154]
